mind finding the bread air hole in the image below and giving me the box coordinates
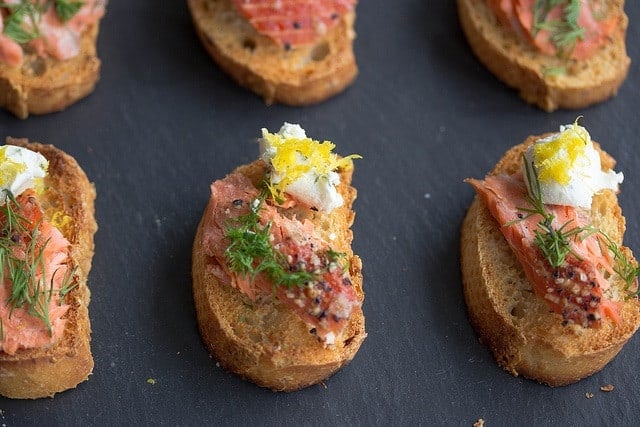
[510,304,526,319]
[26,57,47,77]
[310,42,330,62]
[242,38,256,52]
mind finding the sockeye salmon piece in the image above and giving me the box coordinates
[0,190,71,355]
[467,174,621,328]
[30,0,106,61]
[201,171,360,342]
[231,0,356,47]
[0,16,24,67]
[0,0,105,66]
[487,0,619,60]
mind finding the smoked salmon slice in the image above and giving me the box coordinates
[201,171,360,342]
[231,0,356,47]
[467,174,621,327]
[486,0,619,60]
[0,190,72,355]
[0,0,105,66]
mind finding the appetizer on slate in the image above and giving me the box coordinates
[457,0,630,111]
[0,138,97,399]
[461,120,640,386]
[192,123,365,391]
[187,0,358,105]
[0,0,107,119]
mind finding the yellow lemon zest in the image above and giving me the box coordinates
[48,210,74,236]
[533,121,589,185]
[263,131,361,200]
[33,177,46,195]
[0,146,27,189]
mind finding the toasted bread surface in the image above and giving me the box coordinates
[457,0,630,112]
[0,23,101,119]
[461,136,640,386]
[192,160,365,391]
[187,0,358,105]
[0,138,97,399]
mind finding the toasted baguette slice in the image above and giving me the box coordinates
[461,136,640,386]
[0,23,101,119]
[192,160,365,391]
[0,138,97,399]
[187,0,358,105]
[457,0,630,112]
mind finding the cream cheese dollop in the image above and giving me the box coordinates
[260,123,353,213]
[523,123,623,208]
[0,145,48,202]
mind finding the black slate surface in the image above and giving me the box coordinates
[1,1,640,425]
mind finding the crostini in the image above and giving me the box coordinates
[0,0,107,119]
[187,0,358,105]
[192,123,365,391]
[0,138,97,399]
[461,121,640,386]
[457,0,630,111]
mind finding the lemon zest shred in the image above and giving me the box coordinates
[262,131,361,200]
[48,210,74,236]
[533,118,588,185]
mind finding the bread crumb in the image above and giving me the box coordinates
[600,384,614,392]
[585,392,594,399]
[319,381,327,389]
[473,419,485,427]
[147,378,156,385]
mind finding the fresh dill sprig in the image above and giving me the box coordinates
[515,156,640,297]
[0,1,85,43]
[224,195,315,288]
[0,1,42,44]
[54,0,84,23]
[57,266,78,304]
[542,65,566,77]
[601,233,640,298]
[533,0,585,56]
[326,247,350,272]
[515,156,592,268]
[533,220,585,268]
[0,190,60,335]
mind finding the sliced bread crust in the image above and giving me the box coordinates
[461,136,640,386]
[187,0,358,105]
[0,138,97,399]
[0,23,102,119]
[457,0,630,112]
[192,160,365,391]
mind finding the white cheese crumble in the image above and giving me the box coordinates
[0,145,48,202]
[260,123,344,212]
[523,123,623,208]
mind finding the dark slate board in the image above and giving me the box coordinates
[2,1,640,424]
